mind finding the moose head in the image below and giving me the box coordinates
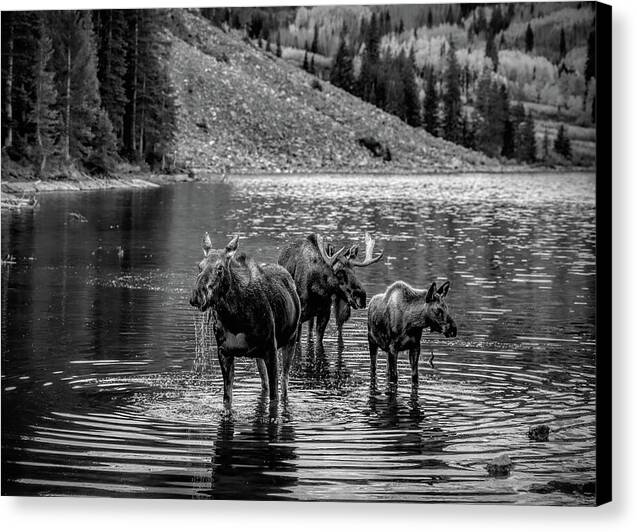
[424,281,457,338]
[317,232,383,310]
[189,233,240,312]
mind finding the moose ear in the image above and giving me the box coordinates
[437,281,451,298]
[202,232,212,256]
[425,282,437,303]
[225,235,240,255]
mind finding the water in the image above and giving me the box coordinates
[1,173,596,504]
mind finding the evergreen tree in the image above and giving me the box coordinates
[543,127,550,160]
[485,30,499,71]
[521,114,536,162]
[330,38,354,92]
[265,39,271,53]
[445,6,454,25]
[474,69,502,156]
[426,10,433,29]
[511,102,527,160]
[311,24,319,54]
[309,55,315,75]
[276,32,282,57]
[461,111,475,149]
[423,68,439,136]
[525,23,534,52]
[302,50,309,71]
[499,85,515,158]
[554,124,571,159]
[122,10,176,164]
[357,12,380,104]
[585,29,595,82]
[402,48,421,127]
[93,10,128,145]
[441,40,462,143]
[49,10,116,166]
[490,5,504,34]
[559,27,567,60]
[29,16,60,174]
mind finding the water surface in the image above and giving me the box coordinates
[1,173,596,503]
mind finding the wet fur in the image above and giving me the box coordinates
[191,247,300,409]
[278,234,364,346]
[367,280,457,385]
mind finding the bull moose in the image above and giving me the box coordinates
[367,280,457,386]
[189,233,300,411]
[278,232,382,349]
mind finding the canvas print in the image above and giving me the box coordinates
[1,2,610,504]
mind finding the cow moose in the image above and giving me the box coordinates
[189,233,300,411]
[367,280,457,386]
[278,232,382,349]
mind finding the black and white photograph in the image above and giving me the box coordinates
[1,1,611,507]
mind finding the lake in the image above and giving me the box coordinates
[1,172,596,504]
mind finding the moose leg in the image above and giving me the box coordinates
[409,346,420,385]
[218,351,235,412]
[315,304,331,349]
[334,297,351,340]
[257,358,269,392]
[387,347,399,385]
[264,345,279,403]
[280,341,296,398]
[368,336,379,376]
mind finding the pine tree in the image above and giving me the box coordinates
[330,38,354,92]
[426,10,433,29]
[559,27,567,61]
[525,23,534,53]
[357,12,380,104]
[442,40,462,143]
[302,50,309,71]
[511,102,527,160]
[521,114,536,162]
[461,111,475,149]
[93,10,128,146]
[311,24,319,54]
[309,55,315,75]
[402,48,421,127]
[265,39,271,53]
[543,127,550,160]
[499,85,514,158]
[49,10,116,166]
[29,16,60,174]
[276,32,282,57]
[585,29,595,82]
[423,68,439,136]
[554,124,571,159]
[485,30,499,71]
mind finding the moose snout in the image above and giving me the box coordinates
[351,289,366,310]
[189,290,202,310]
[444,319,458,338]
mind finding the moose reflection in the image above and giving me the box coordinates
[278,232,382,349]
[367,281,457,386]
[189,233,300,410]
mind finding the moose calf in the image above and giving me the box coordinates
[367,280,457,386]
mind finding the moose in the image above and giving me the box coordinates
[278,232,383,349]
[367,280,457,386]
[189,233,300,411]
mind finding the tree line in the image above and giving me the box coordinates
[328,11,578,163]
[1,10,176,176]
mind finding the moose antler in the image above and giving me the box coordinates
[202,232,212,256]
[351,232,383,267]
[316,234,345,268]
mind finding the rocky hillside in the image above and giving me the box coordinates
[165,10,497,173]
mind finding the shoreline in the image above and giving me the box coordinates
[1,166,595,210]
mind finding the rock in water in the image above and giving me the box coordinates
[528,425,551,442]
[486,454,513,477]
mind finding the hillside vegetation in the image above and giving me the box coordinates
[1,8,499,182]
[165,10,496,173]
